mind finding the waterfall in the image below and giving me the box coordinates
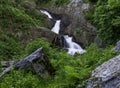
[51,20,61,34]
[64,35,86,55]
[40,10,53,19]
[40,9,86,55]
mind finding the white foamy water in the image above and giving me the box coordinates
[64,35,86,55]
[51,20,61,34]
[40,10,53,19]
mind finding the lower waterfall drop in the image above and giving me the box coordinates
[64,35,86,55]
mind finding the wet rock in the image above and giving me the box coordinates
[0,48,54,78]
[66,1,97,47]
[86,55,120,88]
[52,35,67,49]
[48,0,97,47]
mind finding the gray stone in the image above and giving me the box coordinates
[1,61,15,68]
[1,61,15,71]
[86,55,120,88]
[0,48,54,78]
[114,40,120,52]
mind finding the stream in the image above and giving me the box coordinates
[40,9,86,55]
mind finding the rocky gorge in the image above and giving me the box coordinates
[0,0,120,88]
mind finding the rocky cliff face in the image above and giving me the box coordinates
[41,0,98,48]
[56,0,97,47]
[12,0,98,48]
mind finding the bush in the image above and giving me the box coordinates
[0,44,117,88]
[0,70,43,88]
[89,0,120,44]
[25,38,51,55]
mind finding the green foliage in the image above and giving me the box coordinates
[0,43,117,88]
[25,38,51,55]
[52,44,116,87]
[0,0,120,88]
[0,4,41,30]
[0,70,45,88]
[87,0,120,44]
[25,39,117,87]
[0,0,44,60]
[0,34,22,60]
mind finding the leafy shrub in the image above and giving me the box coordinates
[0,5,39,30]
[25,38,51,55]
[47,44,116,87]
[88,0,120,44]
[0,43,117,88]
[0,70,42,88]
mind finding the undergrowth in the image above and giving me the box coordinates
[86,0,120,44]
[0,38,118,88]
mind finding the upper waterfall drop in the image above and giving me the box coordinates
[40,9,71,35]
[51,20,61,34]
[40,10,53,19]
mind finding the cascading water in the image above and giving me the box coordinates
[40,9,86,55]
[51,20,61,34]
[40,10,53,19]
[64,35,86,55]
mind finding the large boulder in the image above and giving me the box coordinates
[86,55,120,88]
[0,48,54,78]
